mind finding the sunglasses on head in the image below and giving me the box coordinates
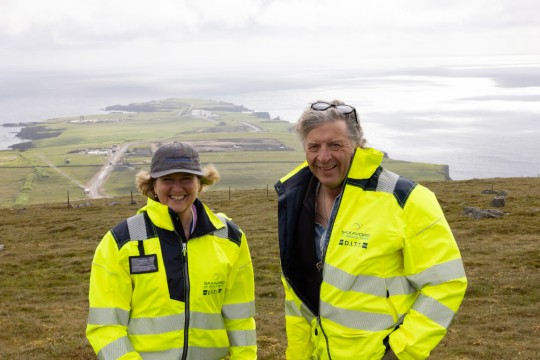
[310,101,359,125]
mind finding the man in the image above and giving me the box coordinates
[275,100,467,359]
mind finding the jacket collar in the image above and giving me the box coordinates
[138,197,225,236]
[278,147,385,191]
[346,147,384,180]
[138,197,176,231]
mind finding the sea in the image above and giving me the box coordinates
[2,55,540,180]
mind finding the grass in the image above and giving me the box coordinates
[0,177,539,359]
[0,153,450,207]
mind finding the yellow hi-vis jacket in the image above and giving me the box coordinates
[86,198,257,360]
[274,147,467,360]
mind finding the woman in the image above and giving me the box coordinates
[274,100,467,359]
[87,142,257,359]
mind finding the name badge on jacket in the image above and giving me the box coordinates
[129,255,158,274]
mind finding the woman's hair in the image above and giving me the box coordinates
[135,165,220,198]
[295,99,366,148]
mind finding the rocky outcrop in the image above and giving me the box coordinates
[463,188,508,219]
[482,189,508,207]
[463,207,505,219]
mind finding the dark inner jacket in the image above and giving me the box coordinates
[278,168,323,316]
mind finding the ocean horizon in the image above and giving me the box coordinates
[2,55,539,180]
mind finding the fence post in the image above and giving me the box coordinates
[67,191,70,209]
[229,186,231,201]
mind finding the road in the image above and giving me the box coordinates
[39,143,133,199]
[85,143,131,198]
[83,104,192,198]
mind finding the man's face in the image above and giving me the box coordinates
[304,120,355,189]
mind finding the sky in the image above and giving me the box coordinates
[1,0,539,180]
[1,0,539,75]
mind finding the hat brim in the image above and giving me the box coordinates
[150,168,205,178]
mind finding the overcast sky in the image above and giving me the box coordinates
[1,0,539,74]
[1,0,539,178]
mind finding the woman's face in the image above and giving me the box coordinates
[153,172,201,215]
[304,120,355,189]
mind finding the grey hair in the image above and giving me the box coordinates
[135,165,220,199]
[294,99,366,148]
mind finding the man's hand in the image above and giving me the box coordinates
[381,347,399,360]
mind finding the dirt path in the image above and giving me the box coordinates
[38,154,86,190]
[241,122,263,132]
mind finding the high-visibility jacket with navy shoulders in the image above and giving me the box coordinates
[86,197,257,360]
[274,147,467,360]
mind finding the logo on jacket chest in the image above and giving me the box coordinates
[337,223,371,249]
[202,273,225,295]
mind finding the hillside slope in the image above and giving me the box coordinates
[0,177,538,359]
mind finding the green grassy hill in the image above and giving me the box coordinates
[0,177,538,359]
[0,98,450,208]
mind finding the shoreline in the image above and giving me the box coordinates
[1,99,538,180]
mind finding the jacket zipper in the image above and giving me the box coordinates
[172,212,191,360]
[181,241,190,360]
[317,316,333,360]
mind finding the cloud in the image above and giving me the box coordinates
[1,0,539,73]
[460,94,540,102]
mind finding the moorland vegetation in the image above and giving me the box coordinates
[0,177,539,359]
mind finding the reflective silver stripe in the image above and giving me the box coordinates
[285,299,315,323]
[222,301,256,319]
[128,314,185,335]
[214,214,229,239]
[214,226,228,239]
[142,346,230,360]
[227,329,257,347]
[128,311,232,335]
[184,346,229,360]
[190,311,224,330]
[407,258,466,289]
[88,307,130,326]
[320,300,395,331]
[324,264,383,296]
[127,213,148,240]
[139,348,183,360]
[412,293,455,328]
[376,168,399,193]
[324,264,416,297]
[97,335,134,360]
[323,263,416,297]
[284,299,299,316]
[324,259,465,297]
[385,275,418,295]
